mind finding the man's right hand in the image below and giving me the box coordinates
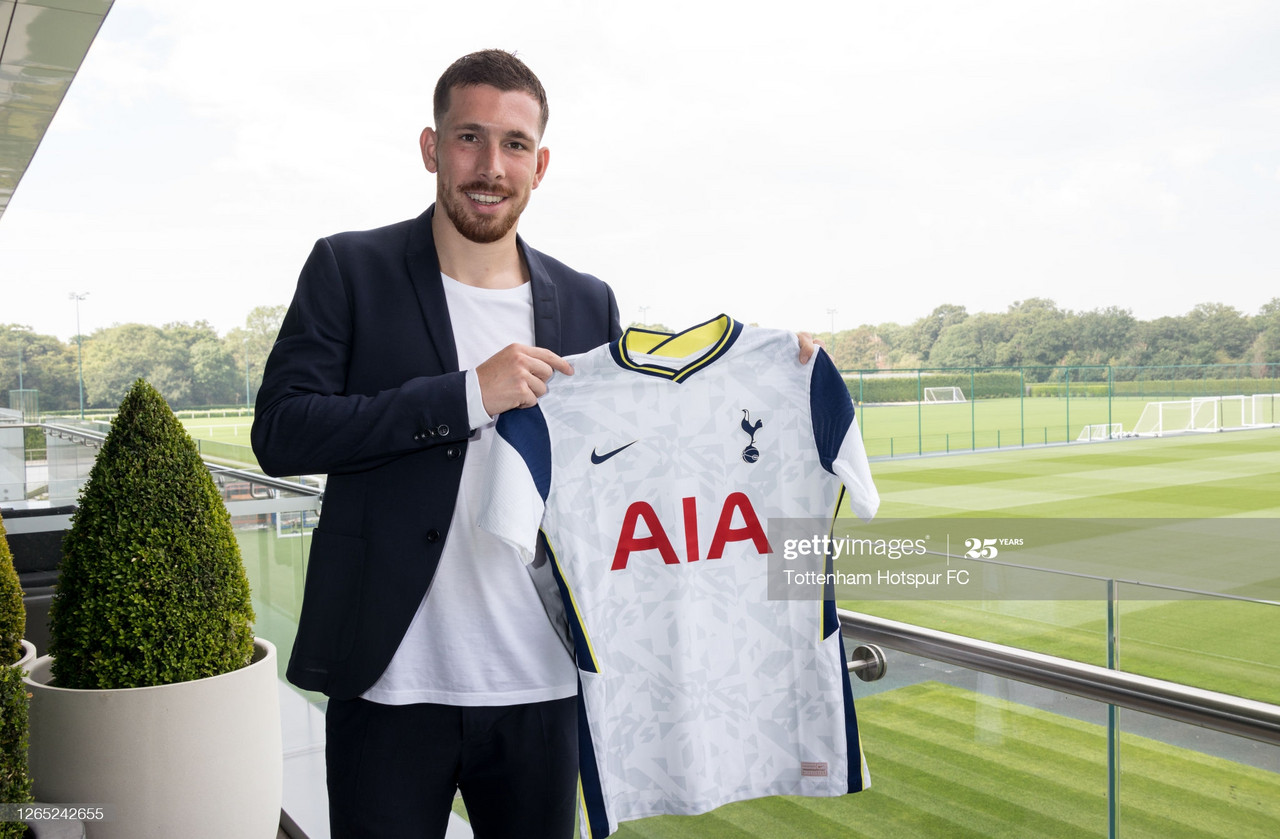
[476,344,574,416]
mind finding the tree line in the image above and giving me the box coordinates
[1,305,285,413]
[4,297,1280,413]
[820,298,1280,380]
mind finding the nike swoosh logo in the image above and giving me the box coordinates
[591,441,637,464]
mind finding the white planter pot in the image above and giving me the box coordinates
[24,638,282,839]
[15,638,36,669]
[24,806,86,839]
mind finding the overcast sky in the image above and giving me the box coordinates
[3,0,1279,342]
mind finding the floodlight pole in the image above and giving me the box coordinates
[69,292,88,419]
[827,307,837,338]
[244,336,251,408]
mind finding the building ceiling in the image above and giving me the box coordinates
[0,0,113,223]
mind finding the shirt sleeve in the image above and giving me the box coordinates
[478,404,552,563]
[809,348,880,521]
[464,368,496,431]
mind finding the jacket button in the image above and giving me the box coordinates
[445,446,461,460]
[412,432,423,442]
[436,424,451,437]
[426,529,441,543]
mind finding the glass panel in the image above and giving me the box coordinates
[227,476,324,704]
[840,564,1114,668]
[1117,707,1280,837]
[1116,587,1280,706]
[0,426,24,501]
[45,433,94,503]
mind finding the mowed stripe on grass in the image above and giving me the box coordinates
[867,429,1280,519]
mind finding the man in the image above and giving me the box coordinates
[252,50,620,838]
[254,49,820,839]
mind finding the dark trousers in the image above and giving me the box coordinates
[325,695,578,839]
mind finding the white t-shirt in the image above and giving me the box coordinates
[480,316,877,837]
[360,274,577,706]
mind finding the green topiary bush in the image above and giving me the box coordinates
[0,664,32,837]
[0,511,24,666]
[1,510,32,836]
[48,379,255,690]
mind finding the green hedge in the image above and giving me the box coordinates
[844,369,1280,403]
[1029,379,1280,398]
[844,372,1024,403]
[1026,383,1112,398]
[1112,378,1280,399]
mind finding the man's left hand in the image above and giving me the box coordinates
[798,332,823,364]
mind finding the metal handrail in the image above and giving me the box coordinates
[207,464,324,498]
[839,609,1280,747]
[41,421,106,442]
[39,421,322,498]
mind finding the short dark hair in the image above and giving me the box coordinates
[433,50,550,137]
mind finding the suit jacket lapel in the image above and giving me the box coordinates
[521,237,562,354]
[406,206,460,373]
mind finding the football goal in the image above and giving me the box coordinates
[1248,393,1280,426]
[1077,423,1123,441]
[1201,395,1249,431]
[1133,400,1194,436]
[276,508,320,539]
[923,386,966,404]
[1132,395,1258,437]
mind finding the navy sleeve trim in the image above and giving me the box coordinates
[809,349,856,474]
[495,404,552,502]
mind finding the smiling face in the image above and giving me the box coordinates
[421,83,550,245]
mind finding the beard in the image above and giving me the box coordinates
[438,181,530,244]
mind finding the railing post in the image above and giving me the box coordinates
[971,368,976,451]
[1108,365,1114,438]
[917,370,923,457]
[1108,579,1121,839]
[1020,368,1026,447]
[1066,367,1072,444]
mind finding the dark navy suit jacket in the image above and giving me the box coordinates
[251,206,622,699]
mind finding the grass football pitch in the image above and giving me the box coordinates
[218,416,1280,838]
[840,427,1280,702]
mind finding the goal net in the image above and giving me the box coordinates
[1133,395,1257,436]
[1248,393,1280,426]
[1133,400,1193,436]
[1077,423,1123,441]
[1199,395,1250,430]
[923,386,966,404]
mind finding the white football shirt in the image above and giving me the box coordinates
[480,315,879,837]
